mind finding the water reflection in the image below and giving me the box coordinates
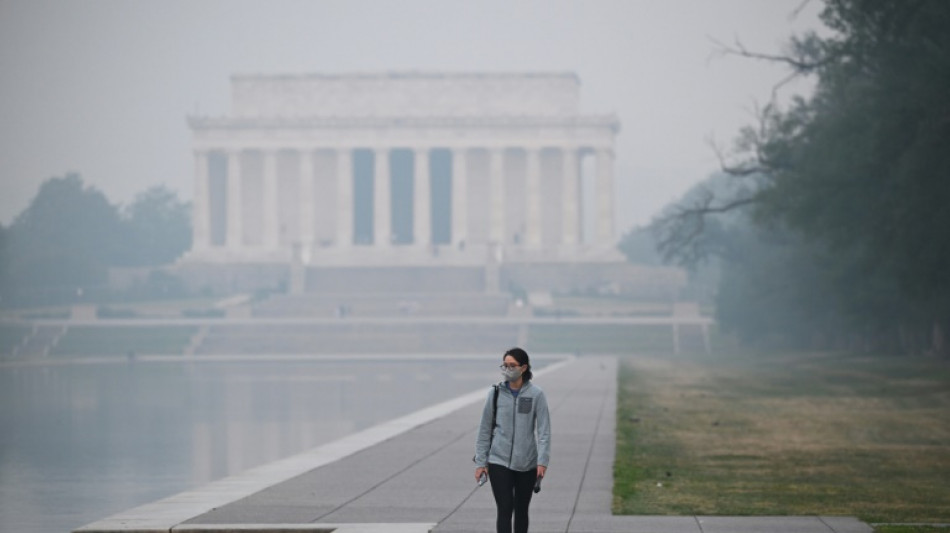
[0,357,522,533]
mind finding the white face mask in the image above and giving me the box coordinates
[502,366,523,381]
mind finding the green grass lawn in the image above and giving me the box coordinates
[614,351,950,526]
[874,525,950,533]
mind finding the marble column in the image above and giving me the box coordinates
[595,148,615,244]
[262,150,279,249]
[413,148,430,246]
[298,149,315,249]
[561,147,580,246]
[525,148,542,248]
[336,148,353,247]
[226,150,243,249]
[451,148,468,246]
[192,150,210,251]
[489,148,505,243]
[374,148,391,246]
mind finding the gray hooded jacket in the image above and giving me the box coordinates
[474,380,551,472]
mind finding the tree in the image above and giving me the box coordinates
[1,173,123,302]
[0,176,195,306]
[655,0,950,354]
[117,185,192,267]
[617,226,662,266]
[0,223,8,302]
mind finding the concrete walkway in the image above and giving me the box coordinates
[76,355,872,533]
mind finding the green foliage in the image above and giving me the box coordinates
[874,527,950,533]
[652,172,753,266]
[617,226,662,265]
[3,173,123,295]
[666,182,937,351]
[655,0,950,353]
[0,224,6,281]
[756,0,950,288]
[117,185,192,267]
[0,175,193,307]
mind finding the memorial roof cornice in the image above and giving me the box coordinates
[230,71,582,83]
[187,114,620,132]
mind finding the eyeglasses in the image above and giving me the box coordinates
[500,363,522,369]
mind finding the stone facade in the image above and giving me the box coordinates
[230,72,581,118]
[186,72,620,266]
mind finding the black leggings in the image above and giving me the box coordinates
[488,463,537,533]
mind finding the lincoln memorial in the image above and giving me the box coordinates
[185,72,620,267]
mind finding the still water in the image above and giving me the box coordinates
[0,356,515,533]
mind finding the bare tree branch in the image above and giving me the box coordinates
[667,21,824,266]
[706,135,770,177]
[683,196,759,216]
[790,0,815,20]
[769,70,805,104]
[709,36,827,72]
[650,188,760,266]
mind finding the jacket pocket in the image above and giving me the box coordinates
[518,396,533,414]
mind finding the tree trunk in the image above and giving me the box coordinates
[933,319,947,358]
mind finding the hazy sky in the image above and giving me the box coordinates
[0,0,825,232]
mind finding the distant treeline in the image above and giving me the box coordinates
[0,173,191,307]
[635,0,950,356]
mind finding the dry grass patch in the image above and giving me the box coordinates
[613,351,950,523]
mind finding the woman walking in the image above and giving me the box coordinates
[474,347,551,533]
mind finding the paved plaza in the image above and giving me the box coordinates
[76,355,872,533]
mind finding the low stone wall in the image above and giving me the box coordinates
[500,262,685,298]
[196,323,521,355]
[171,262,683,299]
[253,292,509,318]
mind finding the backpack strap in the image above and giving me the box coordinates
[488,384,500,449]
[476,384,502,464]
[491,384,500,426]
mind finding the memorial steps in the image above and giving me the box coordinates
[303,266,487,294]
[2,263,703,359]
[3,324,62,358]
[252,292,510,318]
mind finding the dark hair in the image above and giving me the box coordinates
[503,347,533,381]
